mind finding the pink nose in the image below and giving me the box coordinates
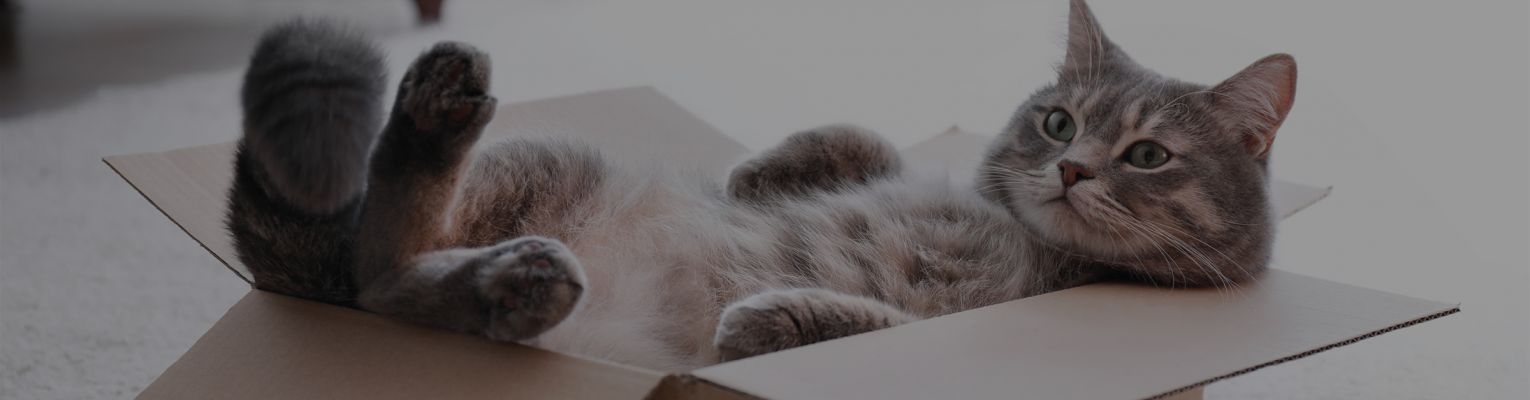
[1057,160,1095,187]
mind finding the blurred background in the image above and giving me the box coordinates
[1,0,1525,398]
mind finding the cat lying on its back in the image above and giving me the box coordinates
[227,0,1296,370]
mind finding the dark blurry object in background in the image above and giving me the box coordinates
[413,0,443,24]
[1,0,15,72]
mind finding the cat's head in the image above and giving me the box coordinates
[980,0,1296,287]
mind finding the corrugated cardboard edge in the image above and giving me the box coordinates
[647,374,1208,400]
[648,363,1217,400]
[1144,306,1460,400]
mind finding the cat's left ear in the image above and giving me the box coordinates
[1062,0,1124,72]
[1212,54,1297,159]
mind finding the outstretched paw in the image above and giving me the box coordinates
[713,291,814,361]
[477,236,586,341]
[713,288,916,361]
[397,41,497,136]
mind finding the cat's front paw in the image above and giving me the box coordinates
[477,236,585,341]
[397,41,497,135]
[713,291,812,361]
[713,288,916,361]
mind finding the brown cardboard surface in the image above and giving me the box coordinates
[105,142,244,280]
[139,290,662,400]
[646,375,763,400]
[688,269,1457,400]
[109,87,1452,400]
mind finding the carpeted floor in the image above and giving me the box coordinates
[2,0,1525,399]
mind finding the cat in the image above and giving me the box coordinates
[227,0,1295,371]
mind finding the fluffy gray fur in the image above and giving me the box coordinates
[240,19,385,215]
[226,19,385,305]
[227,0,1297,370]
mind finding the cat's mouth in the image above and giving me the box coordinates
[1042,196,1073,212]
[1047,189,1093,212]
[1041,192,1117,236]
[1042,195,1091,226]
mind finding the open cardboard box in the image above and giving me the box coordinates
[107,87,1457,399]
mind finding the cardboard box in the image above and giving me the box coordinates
[107,87,1457,399]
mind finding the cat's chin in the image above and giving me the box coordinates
[1023,199,1149,260]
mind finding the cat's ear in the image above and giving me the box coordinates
[1062,0,1123,72]
[1211,54,1297,159]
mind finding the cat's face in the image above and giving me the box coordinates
[980,0,1296,287]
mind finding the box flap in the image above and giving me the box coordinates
[688,269,1457,400]
[105,142,243,279]
[139,290,663,399]
[105,87,749,282]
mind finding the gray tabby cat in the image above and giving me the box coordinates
[228,0,1295,370]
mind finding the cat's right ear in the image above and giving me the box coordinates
[1211,54,1298,160]
[1062,0,1122,73]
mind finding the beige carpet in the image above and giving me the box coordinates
[2,0,1525,398]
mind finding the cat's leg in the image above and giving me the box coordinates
[353,40,495,282]
[348,42,584,340]
[727,124,902,203]
[227,20,386,305]
[361,236,586,341]
[713,288,918,361]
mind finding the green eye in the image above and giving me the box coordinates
[1126,141,1172,169]
[1043,110,1076,141]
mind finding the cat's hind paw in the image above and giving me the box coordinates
[477,236,586,341]
[396,41,497,136]
[727,124,901,203]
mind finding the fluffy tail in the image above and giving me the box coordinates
[226,20,386,306]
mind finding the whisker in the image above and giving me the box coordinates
[1105,223,1157,288]
[1144,220,1254,294]
[1119,218,1181,288]
[1147,222,1241,296]
[1092,191,1242,293]
[1138,221,1222,293]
